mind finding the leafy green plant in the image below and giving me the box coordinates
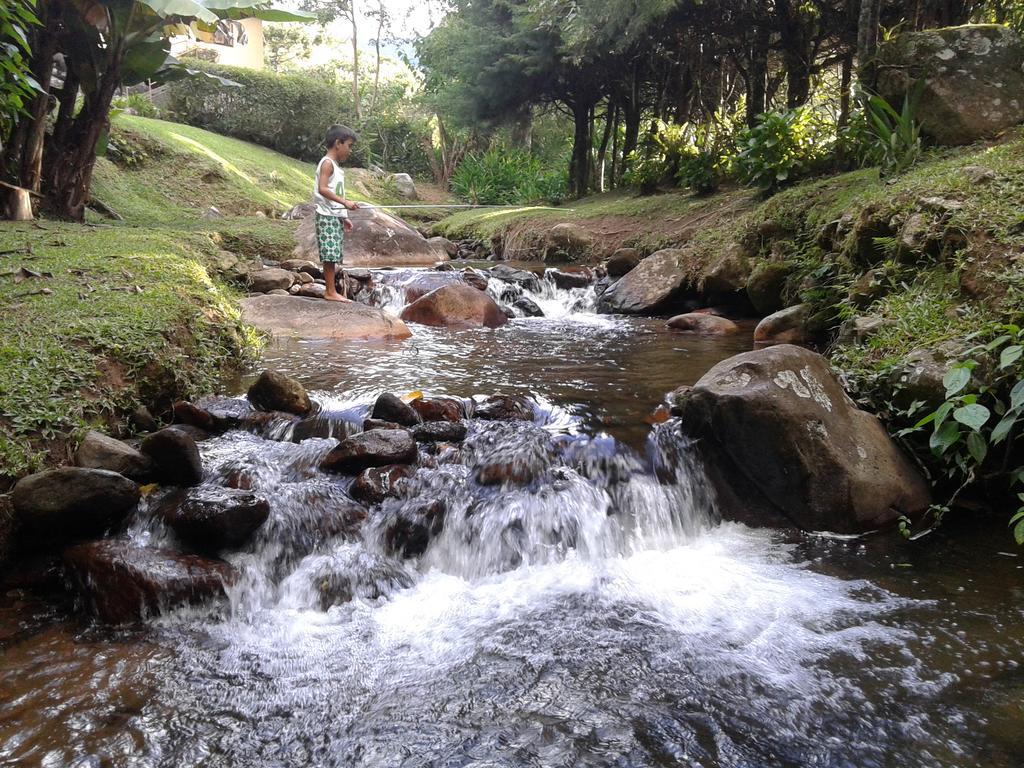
[450,147,565,205]
[733,108,831,193]
[861,87,922,176]
[0,0,40,139]
[898,324,1024,541]
[113,92,161,119]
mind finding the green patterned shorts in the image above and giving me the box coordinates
[315,213,345,264]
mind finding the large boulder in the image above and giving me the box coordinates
[11,467,139,540]
[489,264,542,293]
[240,294,412,341]
[156,487,270,552]
[544,223,594,261]
[63,539,235,623]
[427,236,458,258]
[746,262,792,315]
[598,248,691,314]
[320,429,418,474]
[397,272,467,303]
[400,283,508,328]
[391,173,418,199]
[141,428,203,487]
[75,431,153,481]
[875,25,1024,146]
[667,313,741,335]
[671,345,930,533]
[247,370,312,416]
[294,206,445,266]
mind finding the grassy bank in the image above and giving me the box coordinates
[0,114,397,485]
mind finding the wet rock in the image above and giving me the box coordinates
[384,500,446,558]
[75,431,153,481]
[474,395,534,422]
[513,296,544,317]
[247,370,312,416]
[411,421,468,443]
[349,464,415,505]
[411,397,466,423]
[309,547,415,610]
[875,24,1024,145]
[249,268,295,293]
[745,262,792,315]
[666,313,740,335]
[606,248,643,277]
[130,406,159,433]
[240,294,412,341]
[547,268,592,290]
[291,413,357,442]
[166,423,211,444]
[672,344,931,533]
[489,264,542,293]
[371,392,423,427]
[172,400,217,432]
[753,303,811,344]
[400,272,467,303]
[363,418,402,431]
[141,428,204,487]
[400,283,508,329]
[461,269,490,292]
[11,468,139,541]
[320,430,418,474]
[62,539,235,623]
[598,248,691,314]
[156,487,270,552]
[475,461,542,486]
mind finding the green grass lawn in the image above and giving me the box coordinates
[0,114,401,484]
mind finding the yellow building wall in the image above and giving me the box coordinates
[171,18,264,70]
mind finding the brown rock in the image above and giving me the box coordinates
[598,248,691,314]
[63,539,235,623]
[474,395,534,421]
[75,431,153,481]
[672,344,931,533]
[11,468,140,540]
[411,397,465,422]
[240,294,412,341]
[606,248,643,277]
[400,283,508,329]
[753,304,811,344]
[247,370,312,416]
[249,268,295,293]
[141,428,204,487]
[320,429,418,474]
[156,487,270,552]
[410,421,469,442]
[349,464,415,505]
[667,313,741,335]
[371,392,423,426]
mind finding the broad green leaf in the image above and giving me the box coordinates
[943,366,971,398]
[1014,517,1024,546]
[1012,380,1024,410]
[953,403,990,431]
[137,0,217,24]
[966,431,987,465]
[1000,345,1023,369]
[929,421,960,455]
[992,413,1018,445]
[933,400,955,428]
[986,334,1012,351]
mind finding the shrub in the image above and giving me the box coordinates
[450,147,565,205]
[733,108,833,192]
[113,92,160,119]
[624,118,737,195]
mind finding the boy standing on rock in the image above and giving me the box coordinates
[314,124,360,302]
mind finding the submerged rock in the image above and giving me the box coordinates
[666,313,740,335]
[156,487,270,552]
[474,395,534,422]
[400,283,508,329]
[75,430,153,481]
[304,546,415,610]
[62,539,235,623]
[489,264,542,293]
[247,370,312,416]
[349,464,415,505]
[141,428,204,487]
[383,500,446,558]
[11,468,139,541]
[320,430,418,474]
[513,296,544,317]
[672,344,930,533]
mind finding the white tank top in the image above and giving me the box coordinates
[313,157,348,217]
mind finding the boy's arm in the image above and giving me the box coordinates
[317,162,359,210]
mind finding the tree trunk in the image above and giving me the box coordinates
[609,104,620,189]
[568,101,593,198]
[837,53,853,128]
[510,111,532,150]
[51,66,80,152]
[350,4,361,121]
[595,102,614,193]
[19,7,58,194]
[746,24,769,127]
[857,0,881,87]
[370,10,383,113]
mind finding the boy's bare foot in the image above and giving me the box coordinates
[324,293,352,302]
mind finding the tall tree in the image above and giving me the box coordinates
[301,0,361,120]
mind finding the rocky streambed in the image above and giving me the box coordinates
[2,262,1023,766]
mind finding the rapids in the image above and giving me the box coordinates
[2,267,1023,767]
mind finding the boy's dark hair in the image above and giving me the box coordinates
[325,124,357,149]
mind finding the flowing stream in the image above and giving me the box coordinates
[2,267,1023,767]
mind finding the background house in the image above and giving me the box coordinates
[170,19,265,69]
